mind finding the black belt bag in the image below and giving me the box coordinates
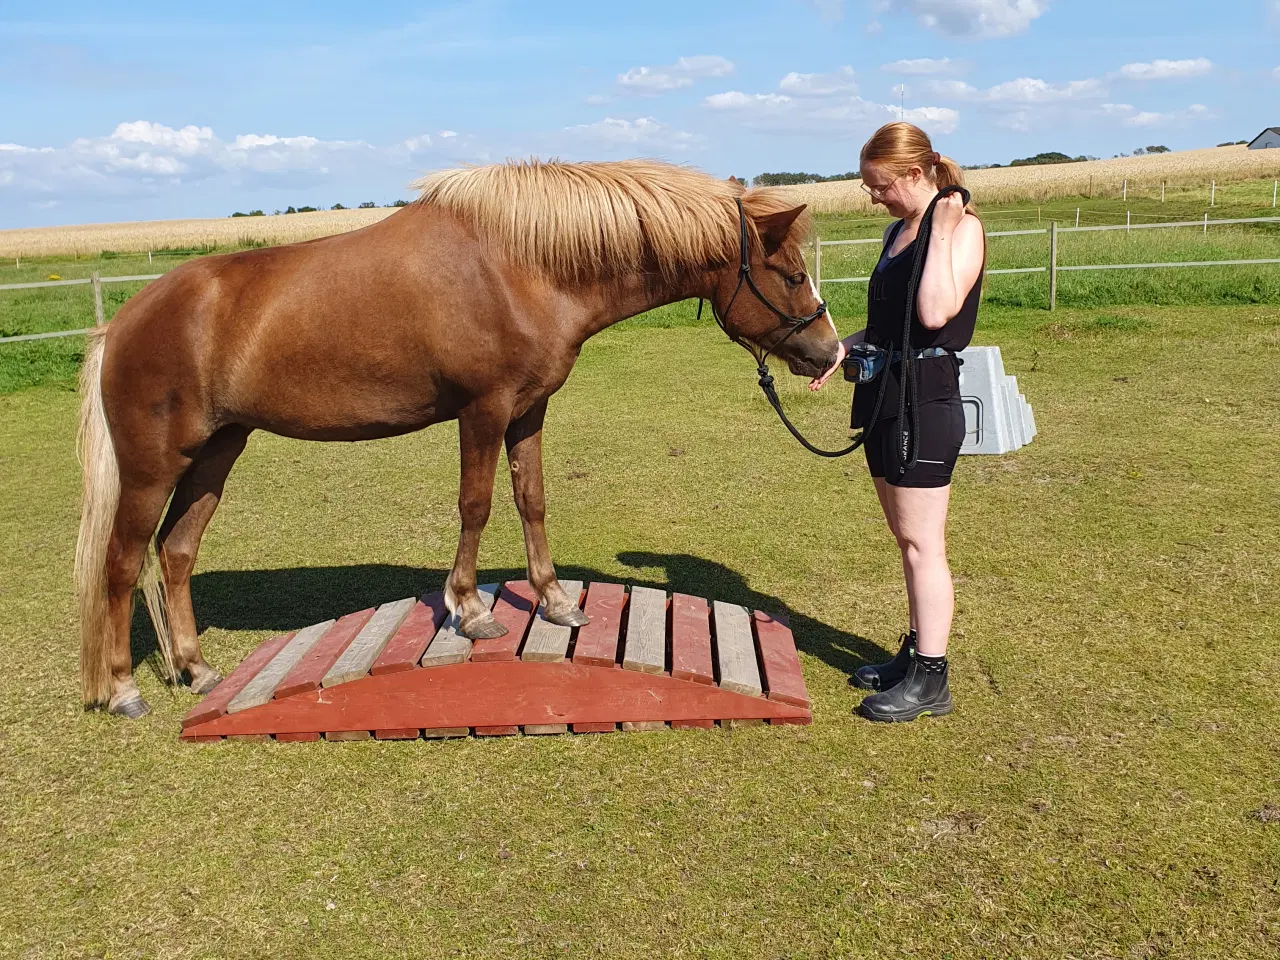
[842,344,951,385]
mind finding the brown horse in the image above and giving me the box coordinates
[75,158,841,717]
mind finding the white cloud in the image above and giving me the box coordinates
[617,55,734,93]
[1098,103,1213,126]
[1119,58,1212,81]
[882,0,1049,39]
[560,117,701,150]
[920,75,1102,102]
[882,57,961,75]
[778,66,858,96]
[985,77,1104,102]
[1274,66,1280,81]
[923,79,982,98]
[0,120,487,207]
[705,91,794,110]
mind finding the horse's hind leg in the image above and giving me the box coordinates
[504,400,588,628]
[156,425,251,693]
[104,470,189,717]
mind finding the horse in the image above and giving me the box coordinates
[75,158,842,718]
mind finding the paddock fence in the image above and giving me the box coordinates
[4,214,1280,344]
[814,216,1280,311]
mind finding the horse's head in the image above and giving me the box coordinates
[709,200,841,380]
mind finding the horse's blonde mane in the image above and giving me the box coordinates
[410,159,809,286]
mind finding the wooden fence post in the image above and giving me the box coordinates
[1210,179,1215,207]
[1122,179,1127,201]
[1048,220,1058,312]
[1273,180,1277,209]
[1161,181,1165,203]
[814,235,822,290]
[91,272,105,327]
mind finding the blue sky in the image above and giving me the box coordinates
[3,0,1278,227]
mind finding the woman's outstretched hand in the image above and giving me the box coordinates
[808,339,846,391]
[808,330,866,391]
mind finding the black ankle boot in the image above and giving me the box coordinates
[849,631,915,691]
[857,657,952,723]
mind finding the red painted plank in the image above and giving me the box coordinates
[275,731,320,742]
[274,608,374,700]
[572,582,625,667]
[753,610,810,709]
[180,630,296,729]
[179,659,810,740]
[671,594,714,685]
[472,581,538,662]
[475,725,519,736]
[370,592,449,675]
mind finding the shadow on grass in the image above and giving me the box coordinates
[130,555,883,681]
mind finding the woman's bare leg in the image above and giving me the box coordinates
[883,483,953,657]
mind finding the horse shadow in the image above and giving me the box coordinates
[130,553,883,681]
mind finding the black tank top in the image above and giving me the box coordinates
[853,218,983,425]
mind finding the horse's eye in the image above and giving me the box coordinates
[786,273,805,287]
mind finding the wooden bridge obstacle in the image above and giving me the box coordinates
[180,580,812,741]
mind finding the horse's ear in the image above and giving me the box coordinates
[755,205,807,257]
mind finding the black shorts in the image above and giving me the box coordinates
[864,397,964,488]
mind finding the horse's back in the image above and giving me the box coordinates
[100,204,556,443]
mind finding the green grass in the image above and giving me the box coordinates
[1,301,1278,958]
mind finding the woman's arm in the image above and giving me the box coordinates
[916,202,984,331]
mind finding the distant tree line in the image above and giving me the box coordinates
[230,199,411,217]
[751,171,860,186]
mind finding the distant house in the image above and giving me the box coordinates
[1247,128,1280,149]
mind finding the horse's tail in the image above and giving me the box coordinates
[75,329,120,705]
[74,330,178,705]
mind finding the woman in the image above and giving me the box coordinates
[811,122,985,723]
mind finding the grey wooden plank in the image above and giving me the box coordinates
[421,584,498,667]
[323,596,416,687]
[226,619,335,713]
[712,600,762,697]
[622,585,666,675]
[521,580,583,662]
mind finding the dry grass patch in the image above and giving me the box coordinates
[780,144,1280,213]
[0,207,395,259]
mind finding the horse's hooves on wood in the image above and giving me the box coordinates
[459,612,509,641]
[108,692,151,719]
[189,669,223,696]
[544,606,590,628]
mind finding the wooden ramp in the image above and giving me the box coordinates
[181,580,811,742]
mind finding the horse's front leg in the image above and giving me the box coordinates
[445,404,510,640]
[505,399,589,628]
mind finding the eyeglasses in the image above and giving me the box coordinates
[859,174,901,199]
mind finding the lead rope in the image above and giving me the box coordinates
[896,185,971,469]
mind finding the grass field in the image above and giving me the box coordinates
[5,190,1277,398]
[1,294,1278,957]
[2,145,1278,258]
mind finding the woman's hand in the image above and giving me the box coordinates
[932,192,966,236]
[808,329,865,391]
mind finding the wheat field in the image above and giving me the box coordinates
[0,206,397,259]
[3,145,1280,257]
[779,144,1280,213]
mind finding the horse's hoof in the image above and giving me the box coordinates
[189,668,223,696]
[108,693,151,719]
[544,605,590,628]
[459,612,509,641]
